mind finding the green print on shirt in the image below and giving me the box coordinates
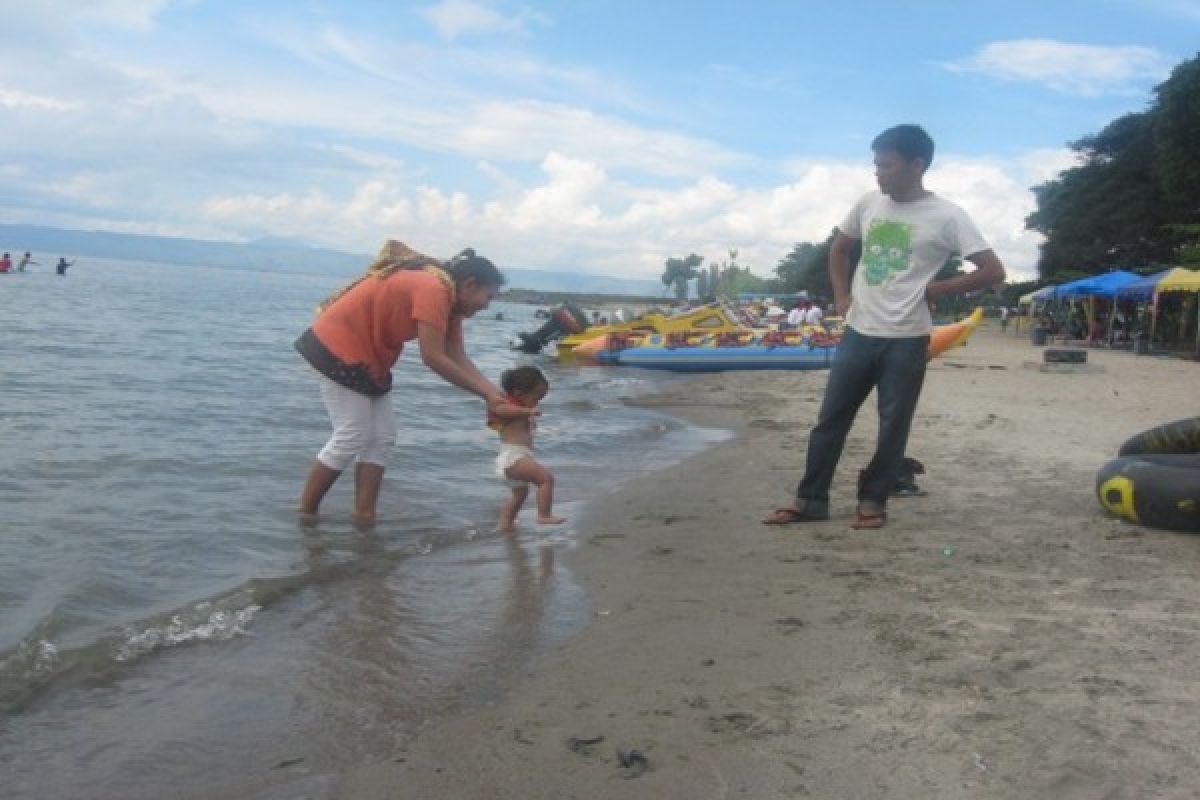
[862,219,913,286]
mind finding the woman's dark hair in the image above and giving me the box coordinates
[871,124,935,169]
[317,243,505,311]
[501,365,548,394]
[444,248,506,289]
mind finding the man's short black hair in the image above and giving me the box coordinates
[871,124,935,169]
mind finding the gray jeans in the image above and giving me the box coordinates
[796,327,929,511]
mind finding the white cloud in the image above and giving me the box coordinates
[0,0,171,33]
[176,75,742,177]
[421,0,537,40]
[0,87,82,112]
[446,100,745,177]
[486,152,606,230]
[78,0,171,31]
[0,11,726,178]
[192,150,1053,281]
[947,39,1172,96]
[0,7,1073,283]
[1017,147,1083,185]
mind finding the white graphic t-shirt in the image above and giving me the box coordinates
[839,191,990,336]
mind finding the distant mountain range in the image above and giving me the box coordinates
[0,223,666,296]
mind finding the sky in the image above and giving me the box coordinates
[1,1,1198,281]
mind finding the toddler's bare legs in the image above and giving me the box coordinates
[499,485,529,533]
[504,457,566,525]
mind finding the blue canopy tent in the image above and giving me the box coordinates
[1049,270,1140,343]
[1014,285,1056,333]
[1116,267,1200,344]
[1116,268,1178,301]
[1052,270,1140,298]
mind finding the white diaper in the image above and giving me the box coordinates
[495,444,534,487]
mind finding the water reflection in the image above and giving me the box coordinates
[292,521,577,762]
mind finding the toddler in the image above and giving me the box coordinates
[489,366,566,532]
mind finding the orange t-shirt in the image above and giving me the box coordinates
[308,270,463,392]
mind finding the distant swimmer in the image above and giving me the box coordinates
[18,252,37,272]
[0,252,11,273]
[56,257,75,275]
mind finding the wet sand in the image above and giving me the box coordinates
[334,326,1200,799]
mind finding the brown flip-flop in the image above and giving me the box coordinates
[850,508,887,529]
[762,506,830,525]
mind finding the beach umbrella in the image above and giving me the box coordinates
[1155,269,1200,355]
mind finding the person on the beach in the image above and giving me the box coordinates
[489,365,566,532]
[17,252,36,272]
[804,300,825,328]
[56,257,74,275]
[763,124,1005,529]
[786,303,805,330]
[295,240,509,524]
[0,253,11,273]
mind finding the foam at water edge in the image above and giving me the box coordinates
[116,603,261,662]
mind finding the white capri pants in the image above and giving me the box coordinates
[315,374,397,470]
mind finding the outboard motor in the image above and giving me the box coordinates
[513,303,590,353]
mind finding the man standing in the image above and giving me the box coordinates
[763,124,1005,529]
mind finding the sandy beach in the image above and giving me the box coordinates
[331,325,1200,800]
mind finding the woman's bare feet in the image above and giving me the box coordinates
[537,514,566,525]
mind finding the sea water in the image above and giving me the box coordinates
[0,258,726,799]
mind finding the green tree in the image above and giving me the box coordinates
[1000,278,1041,308]
[695,268,709,299]
[661,253,704,301]
[772,232,843,299]
[721,265,768,296]
[1168,223,1200,266]
[1026,112,1167,278]
[1153,56,1200,221]
[774,242,820,291]
[1026,52,1200,280]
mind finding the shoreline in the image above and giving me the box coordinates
[325,327,1200,798]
